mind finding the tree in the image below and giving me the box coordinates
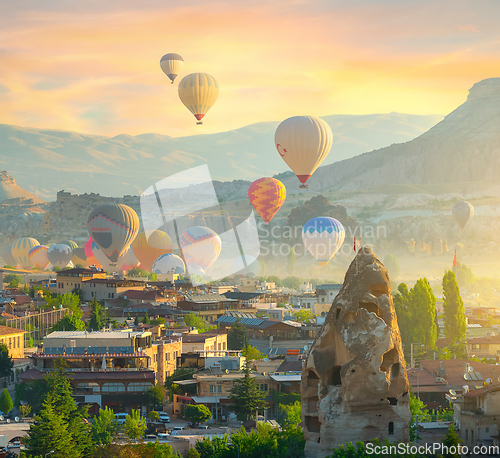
[184,313,208,332]
[185,404,212,425]
[293,310,315,323]
[383,254,400,279]
[127,312,131,320]
[282,276,300,290]
[15,379,48,414]
[393,283,413,349]
[142,312,151,325]
[266,275,282,287]
[0,343,13,378]
[88,306,102,331]
[441,423,463,458]
[5,274,22,288]
[242,345,264,362]
[24,393,74,458]
[280,400,301,428]
[122,408,146,441]
[134,314,140,326]
[148,411,160,421]
[455,260,474,287]
[0,389,13,414]
[146,384,165,410]
[71,287,84,301]
[227,317,246,350]
[443,271,466,345]
[91,406,118,446]
[411,278,437,352]
[51,313,85,332]
[229,348,268,421]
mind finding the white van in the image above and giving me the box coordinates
[115,413,129,425]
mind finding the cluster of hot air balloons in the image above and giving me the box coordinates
[160,53,219,125]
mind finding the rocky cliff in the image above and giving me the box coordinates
[301,247,410,457]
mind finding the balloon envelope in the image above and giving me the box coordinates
[132,231,173,272]
[178,73,219,123]
[302,217,345,267]
[452,201,474,230]
[275,116,333,185]
[59,240,78,250]
[152,253,185,275]
[2,245,18,268]
[71,247,88,267]
[160,53,184,83]
[47,244,73,268]
[87,204,139,263]
[29,245,50,270]
[248,178,286,224]
[12,237,40,269]
[179,226,222,271]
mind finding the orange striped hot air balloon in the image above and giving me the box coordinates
[132,231,173,272]
[248,177,286,224]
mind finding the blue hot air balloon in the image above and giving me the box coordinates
[302,217,345,267]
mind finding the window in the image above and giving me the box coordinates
[111,293,114,298]
[101,383,125,392]
[17,337,20,348]
[388,422,394,435]
[466,429,468,441]
[259,384,268,392]
[127,382,153,392]
[76,382,99,393]
[166,353,170,361]
[210,385,222,393]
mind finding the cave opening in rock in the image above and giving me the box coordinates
[389,422,394,435]
[305,416,321,433]
[307,370,320,388]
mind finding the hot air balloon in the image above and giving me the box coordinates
[179,226,222,271]
[117,246,140,272]
[29,245,50,270]
[59,240,78,250]
[93,243,138,272]
[178,73,219,125]
[2,245,18,268]
[83,237,102,269]
[71,247,88,267]
[47,244,73,268]
[152,253,185,275]
[12,237,40,269]
[302,217,345,267]
[452,201,474,231]
[248,177,286,224]
[275,116,333,188]
[87,204,139,263]
[231,255,260,277]
[132,231,173,272]
[160,53,184,84]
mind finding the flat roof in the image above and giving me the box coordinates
[45,330,150,339]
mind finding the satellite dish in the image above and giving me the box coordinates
[486,378,493,384]
[304,345,308,351]
[449,389,457,396]
[469,366,474,372]
[463,385,469,393]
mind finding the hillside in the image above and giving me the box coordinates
[0,113,441,199]
[0,171,44,204]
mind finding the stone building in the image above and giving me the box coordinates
[301,247,410,457]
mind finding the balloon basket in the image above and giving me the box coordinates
[299,184,309,188]
[196,121,203,125]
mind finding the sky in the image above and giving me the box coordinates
[0,0,499,137]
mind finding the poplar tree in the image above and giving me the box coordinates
[443,271,467,350]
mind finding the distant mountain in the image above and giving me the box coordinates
[0,112,442,200]
[282,78,500,194]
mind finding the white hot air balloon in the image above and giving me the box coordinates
[178,73,219,125]
[160,53,184,84]
[151,253,185,275]
[275,116,333,188]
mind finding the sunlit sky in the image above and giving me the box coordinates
[1,0,499,137]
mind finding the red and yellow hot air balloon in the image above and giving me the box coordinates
[87,204,139,264]
[248,177,286,224]
[132,230,173,272]
[178,73,219,125]
[275,115,333,188]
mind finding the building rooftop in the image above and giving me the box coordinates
[316,284,342,290]
[45,330,149,339]
[0,324,26,336]
[183,293,238,303]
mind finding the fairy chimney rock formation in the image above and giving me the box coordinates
[301,246,410,457]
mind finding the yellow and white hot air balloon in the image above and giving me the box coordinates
[275,116,333,188]
[178,73,219,125]
[160,53,184,84]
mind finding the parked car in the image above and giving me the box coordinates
[114,413,129,425]
[157,433,169,440]
[172,426,184,431]
[198,424,210,429]
[144,434,157,440]
[158,412,170,423]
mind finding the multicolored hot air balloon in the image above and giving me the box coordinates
[178,73,219,125]
[179,226,222,271]
[160,53,184,84]
[12,237,40,269]
[29,245,50,270]
[152,253,185,275]
[2,245,18,268]
[87,204,139,263]
[47,244,73,268]
[83,237,102,269]
[59,240,78,250]
[275,116,333,187]
[117,246,140,272]
[452,201,474,231]
[132,231,173,272]
[248,178,286,224]
[93,243,138,272]
[71,247,88,267]
[302,217,345,267]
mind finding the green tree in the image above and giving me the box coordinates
[14,379,48,414]
[88,306,102,331]
[19,404,31,418]
[148,411,160,421]
[134,314,140,326]
[0,389,13,414]
[229,345,268,421]
[24,393,74,458]
[292,310,315,323]
[242,345,264,361]
[51,313,85,332]
[127,312,131,320]
[185,404,212,425]
[122,408,146,441]
[142,312,151,325]
[71,287,84,301]
[282,276,300,290]
[383,254,400,279]
[394,283,413,349]
[146,384,165,410]
[266,275,282,287]
[227,317,246,350]
[91,406,117,446]
[442,271,467,351]
[411,278,437,352]
[280,400,301,428]
[287,247,295,275]
[441,423,463,458]
[0,343,13,378]
[184,313,209,332]
[455,260,474,287]
[5,274,22,287]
